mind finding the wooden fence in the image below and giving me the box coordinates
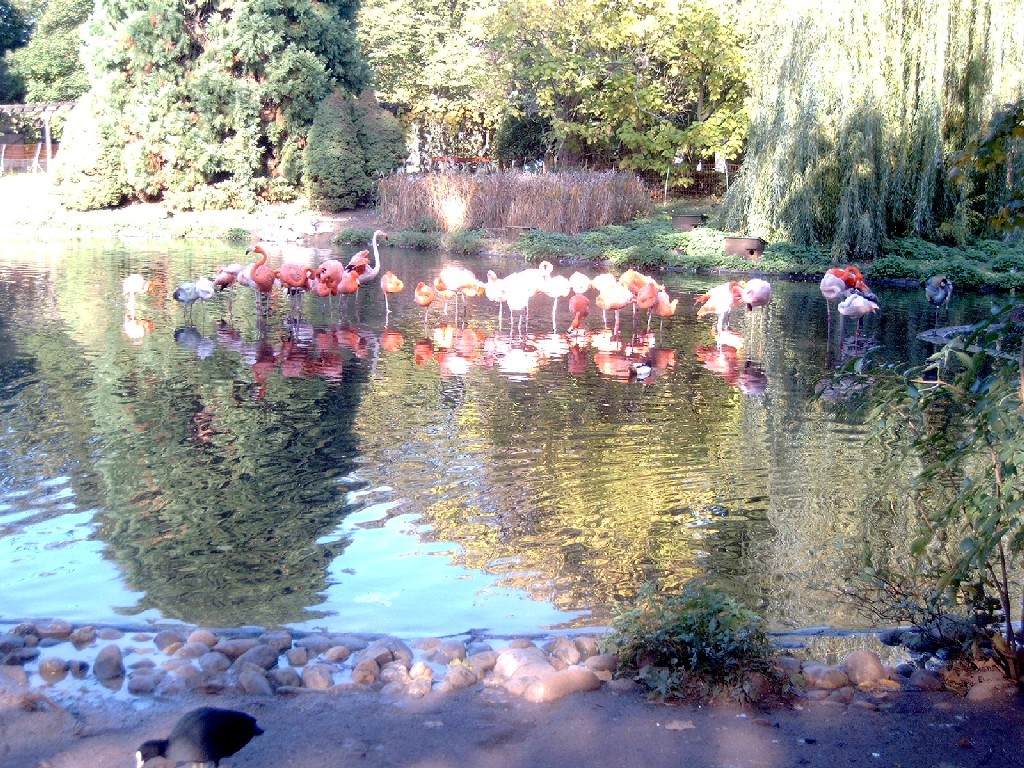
[0,142,60,174]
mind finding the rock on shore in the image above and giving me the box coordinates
[0,620,1017,711]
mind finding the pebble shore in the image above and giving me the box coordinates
[0,619,1015,711]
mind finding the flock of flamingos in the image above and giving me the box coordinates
[119,228,954,392]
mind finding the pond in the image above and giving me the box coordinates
[0,237,998,638]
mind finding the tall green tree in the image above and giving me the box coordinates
[487,0,749,182]
[356,0,501,163]
[7,0,91,102]
[0,0,36,100]
[58,0,370,210]
[722,0,1024,258]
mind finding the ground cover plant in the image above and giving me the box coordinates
[604,581,780,701]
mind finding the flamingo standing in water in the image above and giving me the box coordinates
[568,271,591,297]
[434,264,477,320]
[381,270,404,314]
[414,281,437,322]
[695,280,745,338]
[248,245,278,312]
[819,269,851,308]
[277,262,312,317]
[485,271,507,328]
[743,278,772,313]
[539,273,571,331]
[502,273,536,336]
[354,230,389,285]
[568,292,591,334]
[838,293,879,334]
[595,281,633,336]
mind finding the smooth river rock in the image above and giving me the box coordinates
[523,666,601,703]
[93,645,125,682]
[842,650,885,685]
[801,661,850,690]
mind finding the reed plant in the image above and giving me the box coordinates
[377,170,652,235]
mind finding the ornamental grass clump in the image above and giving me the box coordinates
[605,582,779,700]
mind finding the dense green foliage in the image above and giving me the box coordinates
[6,0,90,102]
[850,309,1024,679]
[722,0,1024,257]
[486,0,748,182]
[605,582,777,699]
[51,91,129,210]
[304,90,372,210]
[357,0,498,162]
[55,0,370,209]
[493,113,551,168]
[0,0,36,100]
[953,99,1024,234]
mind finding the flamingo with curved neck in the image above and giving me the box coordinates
[357,230,389,285]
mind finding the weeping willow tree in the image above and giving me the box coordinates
[722,0,1024,258]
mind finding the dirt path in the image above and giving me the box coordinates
[3,681,1023,768]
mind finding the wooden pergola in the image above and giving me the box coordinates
[0,102,75,173]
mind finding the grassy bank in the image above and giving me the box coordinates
[338,206,1024,293]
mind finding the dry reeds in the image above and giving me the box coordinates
[377,170,652,235]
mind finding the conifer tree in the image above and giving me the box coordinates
[60,0,370,209]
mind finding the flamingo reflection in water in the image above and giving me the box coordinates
[694,336,767,397]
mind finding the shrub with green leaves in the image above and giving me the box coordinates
[445,230,487,255]
[865,256,925,281]
[333,227,374,246]
[990,254,1024,273]
[519,231,584,261]
[604,582,778,700]
[304,91,370,211]
[934,258,987,290]
[883,237,944,261]
[390,230,443,250]
[849,307,1024,680]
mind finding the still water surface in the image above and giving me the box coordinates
[0,238,996,636]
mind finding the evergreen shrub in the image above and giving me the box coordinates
[304,91,368,211]
[53,93,128,211]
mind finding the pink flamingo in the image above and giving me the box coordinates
[485,271,507,327]
[539,273,571,331]
[568,292,591,334]
[381,270,404,314]
[695,280,745,338]
[277,262,313,317]
[594,281,633,336]
[568,271,591,296]
[356,229,389,285]
[414,281,437,322]
[248,245,278,312]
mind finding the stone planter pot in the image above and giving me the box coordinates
[671,214,708,231]
[724,236,767,261]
